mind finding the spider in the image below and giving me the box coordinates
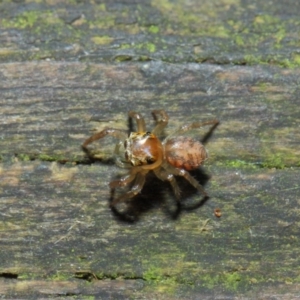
[82,110,219,208]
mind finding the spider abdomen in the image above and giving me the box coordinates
[165,137,207,170]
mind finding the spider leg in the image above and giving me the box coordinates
[153,168,181,200]
[166,119,219,142]
[110,171,147,207]
[82,127,127,153]
[128,111,146,132]
[164,165,208,197]
[82,127,127,162]
[109,167,140,189]
[151,109,169,136]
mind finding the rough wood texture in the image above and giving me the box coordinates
[1,0,299,299]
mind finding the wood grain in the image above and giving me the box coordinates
[1,0,300,298]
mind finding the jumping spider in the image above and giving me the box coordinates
[82,110,219,208]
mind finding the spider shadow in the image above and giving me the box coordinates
[109,167,210,223]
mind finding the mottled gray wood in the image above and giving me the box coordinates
[0,0,300,67]
[0,0,300,299]
[1,159,299,298]
[1,61,299,167]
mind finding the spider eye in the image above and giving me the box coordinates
[146,156,155,164]
[144,131,151,137]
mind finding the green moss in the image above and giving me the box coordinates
[200,274,220,289]
[236,54,299,68]
[1,10,64,30]
[258,125,299,167]
[113,54,133,62]
[243,54,265,65]
[257,82,270,91]
[38,154,64,162]
[151,0,232,37]
[12,11,38,28]
[30,49,53,60]
[253,15,285,39]
[223,272,242,291]
[0,1,296,68]
[143,270,249,295]
[234,35,244,46]
[119,42,157,54]
[143,267,165,282]
[91,36,114,45]
[119,43,132,50]
[140,42,157,53]
[95,272,119,280]
[90,14,115,29]
[261,154,286,169]
[143,267,178,294]
[280,58,296,68]
[148,25,159,34]
[17,272,35,280]
[292,53,300,66]
[16,154,31,162]
[145,42,156,53]
[220,160,258,169]
[98,3,106,11]
[139,55,152,61]
[194,272,251,292]
[49,271,71,281]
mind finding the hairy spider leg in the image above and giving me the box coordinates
[151,109,169,136]
[109,167,141,189]
[153,166,181,199]
[110,170,147,207]
[82,127,127,150]
[82,127,128,164]
[164,164,208,196]
[128,111,146,132]
[166,119,219,140]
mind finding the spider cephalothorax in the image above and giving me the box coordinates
[82,110,219,208]
[124,132,163,166]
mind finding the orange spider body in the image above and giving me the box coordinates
[165,137,207,171]
[125,133,207,171]
[124,132,163,167]
[82,110,218,208]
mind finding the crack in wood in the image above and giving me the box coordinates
[0,272,18,279]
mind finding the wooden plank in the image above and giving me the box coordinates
[1,62,299,168]
[0,0,300,298]
[0,160,299,298]
[0,0,300,67]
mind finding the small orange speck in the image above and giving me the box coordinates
[214,208,222,218]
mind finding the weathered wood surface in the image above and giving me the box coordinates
[1,0,300,299]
